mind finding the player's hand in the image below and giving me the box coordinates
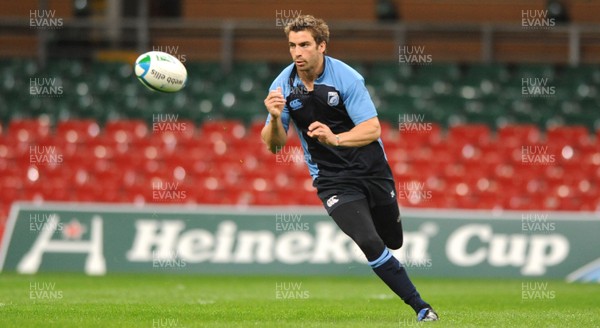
[307,121,337,146]
[264,87,286,119]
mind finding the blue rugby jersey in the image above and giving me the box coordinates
[265,56,390,180]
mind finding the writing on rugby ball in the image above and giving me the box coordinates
[134,51,187,93]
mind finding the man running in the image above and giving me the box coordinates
[261,14,438,322]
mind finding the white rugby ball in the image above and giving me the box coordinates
[134,51,187,93]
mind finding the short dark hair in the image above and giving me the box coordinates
[284,15,329,46]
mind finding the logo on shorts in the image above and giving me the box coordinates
[326,195,339,207]
[289,98,303,110]
[391,190,396,198]
[327,92,339,106]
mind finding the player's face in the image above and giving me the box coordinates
[288,30,325,73]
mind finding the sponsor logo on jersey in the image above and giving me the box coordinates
[326,195,339,208]
[289,98,303,110]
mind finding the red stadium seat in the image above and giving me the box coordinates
[580,187,600,211]
[539,195,560,210]
[546,125,591,147]
[397,123,442,146]
[56,119,100,144]
[148,119,196,141]
[7,119,51,143]
[0,117,594,213]
[429,141,456,164]
[380,120,398,143]
[195,189,227,204]
[251,190,282,205]
[400,189,450,208]
[72,183,106,202]
[448,124,491,146]
[498,124,541,145]
[506,194,546,210]
[295,191,321,206]
[0,174,23,203]
[248,120,266,137]
[200,119,246,142]
[479,143,505,165]
[39,178,71,201]
[104,120,149,144]
[474,192,504,210]
[581,148,600,174]
[0,135,23,161]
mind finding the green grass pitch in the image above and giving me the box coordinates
[0,273,599,327]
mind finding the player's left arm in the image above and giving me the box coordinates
[307,117,380,147]
[308,76,381,147]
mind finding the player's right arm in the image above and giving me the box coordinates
[261,87,288,154]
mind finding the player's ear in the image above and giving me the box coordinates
[318,41,326,54]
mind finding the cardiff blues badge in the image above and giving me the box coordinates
[327,91,339,106]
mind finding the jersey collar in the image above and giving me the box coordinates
[288,55,328,88]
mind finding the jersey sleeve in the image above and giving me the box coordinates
[342,79,378,126]
[265,80,291,133]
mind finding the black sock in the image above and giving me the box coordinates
[369,249,430,313]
